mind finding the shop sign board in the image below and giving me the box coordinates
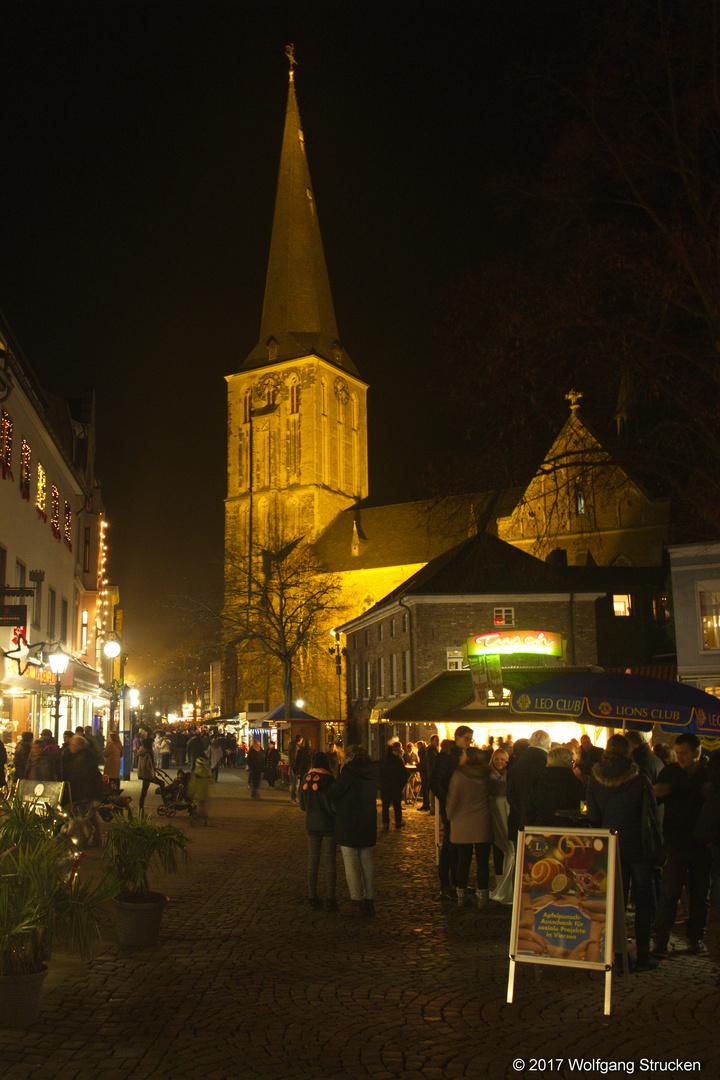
[468,630,563,657]
[507,827,626,1015]
[0,604,26,627]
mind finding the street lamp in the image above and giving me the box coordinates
[46,643,70,742]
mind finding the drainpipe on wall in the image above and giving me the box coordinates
[568,592,576,665]
[398,596,415,712]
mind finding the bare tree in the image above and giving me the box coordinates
[223,537,342,721]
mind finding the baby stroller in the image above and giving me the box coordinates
[155,769,197,818]
[97,779,133,822]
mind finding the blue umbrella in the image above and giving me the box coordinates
[510,670,720,739]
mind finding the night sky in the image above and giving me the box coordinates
[0,1,571,676]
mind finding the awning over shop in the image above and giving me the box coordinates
[258,703,324,725]
[380,668,597,724]
[510,670,720,740]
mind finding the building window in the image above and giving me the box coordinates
[51,486,60,538]
[390,618,396,638]
[84,527,91,573]
[447,648,465,671]
[575,482,585,516]
[243,389,251,425]
[378,657,385,697]
[700,590,720,649]
[378,622,384,642]
[363,660,371,698]
[33,580,42,629]
[1,410,12,474]
[352,663,359,699]
[289,381,300,414]
[494,607,514,627]
[47,588,56,638]
[364,628,370,647]
[389,654,397,696]
[36,463,47,515]
[401,612,408,634]
[613,594,632,617]
[402,650,411,694]
[20,439,31,499]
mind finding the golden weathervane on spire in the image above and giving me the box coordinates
[285,44,297,80]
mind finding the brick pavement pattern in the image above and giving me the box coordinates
[0,774,718,1080]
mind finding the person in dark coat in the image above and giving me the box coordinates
[416,740,430,811]
[694,749,720,918]
[429,725,474,899]
[264,740,280,788]
[64,735,106,846]
[300,751,338,911]
[625,730,663,782]
[292,737,311,803]
[653,732,711,957]
[526,745,586,828]
[506,730,551,840]
[328,745,379,916]
[379,744,407,831]
[247,739,265,799]
[586,733,661,971]
[25,729,63,781]
[12,731,34,780]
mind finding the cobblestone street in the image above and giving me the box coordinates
[1,773,717,1080]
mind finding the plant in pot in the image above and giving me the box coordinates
[0,836,110,1026]
[102,811,190,948]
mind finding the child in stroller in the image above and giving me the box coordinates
[155,768,197,818]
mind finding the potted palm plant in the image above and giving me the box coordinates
[0,835,110,1026]
[102,811,190,947]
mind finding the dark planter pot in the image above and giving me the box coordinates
[0,965,49,1027]
[112,891,167,947]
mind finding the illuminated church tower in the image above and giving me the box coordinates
[225,49,369,560]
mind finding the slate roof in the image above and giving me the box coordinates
[313,493,513,573]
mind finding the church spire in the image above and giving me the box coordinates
[243,48,358,376]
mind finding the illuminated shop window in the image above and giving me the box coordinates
[613,594,632,617]
[494,607,514,627]
[700,590,720,649]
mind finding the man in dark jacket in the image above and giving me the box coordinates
[292,737,312,803]
[506,729,551,841]
[429,724,474,899]
[379,744,407,831]
[626,730,663,782]
[653,733,711,956]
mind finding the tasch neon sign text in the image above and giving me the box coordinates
[470,631,562,657]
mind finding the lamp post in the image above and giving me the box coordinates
[104,635,130,780]
[46,643,70,742]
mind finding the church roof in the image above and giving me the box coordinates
[313,497,492,572]
[242,68,359,377]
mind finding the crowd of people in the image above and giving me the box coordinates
[5,718,719,960]
[425,723,720,974]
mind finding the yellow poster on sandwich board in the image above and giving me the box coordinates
[507,827,626,1015]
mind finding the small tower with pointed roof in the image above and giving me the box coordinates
[225,48,369,555]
